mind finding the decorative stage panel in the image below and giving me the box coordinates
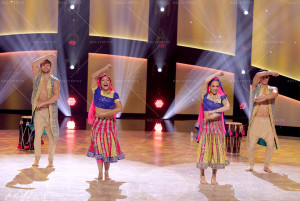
[89,0,149,42]
[177,0,237,55]
[0,51,57,110]
[87,53,147,114]
[0,0,58,35]
[252,0,300,81]
[175,63,234,116]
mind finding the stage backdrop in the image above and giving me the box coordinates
[0,0,58,35]
[273,95,300,127]
[0,51,57,110]
[252,0,300,81]
[177,0,237,55]
[174,63,234,116]
[89,0,149,42]
[87,53,147,114]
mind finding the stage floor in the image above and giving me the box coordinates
[1,123,300,201]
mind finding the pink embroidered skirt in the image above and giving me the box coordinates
[87,118,125,163]
[196,119,229,169]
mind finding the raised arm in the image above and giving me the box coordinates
[201,71,224,94]
[252,71,279,89]
[32,53,56,79]
[254,87,278,103]
[36,80,60,108]
[91,64,112,89]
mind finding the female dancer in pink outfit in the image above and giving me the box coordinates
[87,64,125,181]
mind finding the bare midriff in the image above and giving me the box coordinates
[204,111,221,121]
[37,78,50,109]
[95,107,114,119]
[255,100,269,117]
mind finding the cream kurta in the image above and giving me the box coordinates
[31,72,59,141]
[247,84,279,149]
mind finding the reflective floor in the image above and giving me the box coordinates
[1,120,300,201]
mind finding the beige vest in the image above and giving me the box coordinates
[247,84,279,149]
[31,72,59,140]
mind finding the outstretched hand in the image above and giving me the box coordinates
[36,102,45,108]
[208,111,215,116]
[218,71,224,77]
[105,64,112,71]
[272,72,279,77]
[98,112,114,119]
[254,96,266,103]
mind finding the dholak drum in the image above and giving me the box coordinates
[18,116,35,150]
[225,122,245,155]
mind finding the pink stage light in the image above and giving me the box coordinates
[155,99,164,108]
[68,40,77,45]
[67,97,76,106]
[67,121,76,130]
[154,123,163,133]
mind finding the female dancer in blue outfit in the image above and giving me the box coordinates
[195,71,230,184]
[87,64,125,181]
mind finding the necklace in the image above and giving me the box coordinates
[209,93,219,103]
[103,90,111,94]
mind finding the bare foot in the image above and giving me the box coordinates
[200,176,208,184]
[264,167,273,173]
[245,167,254,172]
[32,160,39,167]
[97,172,103,181]
[105,172,113,181]
[211,176,218,185]
[47,162,54,168]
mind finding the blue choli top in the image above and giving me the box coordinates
[92,86,120,110]
[202,93,228,114]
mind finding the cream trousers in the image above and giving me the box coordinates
[34,108,56,162]
[248,117,274,168]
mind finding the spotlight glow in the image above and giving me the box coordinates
[0,51,71,117]
[241,70,245,74]
[67,121,75,130]
[155,99,164,108]
[158,67,162,72]
[244,11,248,15]
[154,123,163,132]
[163,64,237,119]
[70,4,75,10]
[67,97,76,106]
[160,7,165,12]
[88,54,147,118]
[70,65,75,69]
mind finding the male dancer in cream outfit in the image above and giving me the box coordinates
[31,53,60,167]
[246,71,279,173]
